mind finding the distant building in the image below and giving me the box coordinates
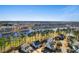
[0,21,79,33]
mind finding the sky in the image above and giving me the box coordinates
[0,5,79,21]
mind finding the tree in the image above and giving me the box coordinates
[56,28,61,35]
[73,30,79,41]
[0,37,6,52]
[7,35,13,50]
[20,32,26,44]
